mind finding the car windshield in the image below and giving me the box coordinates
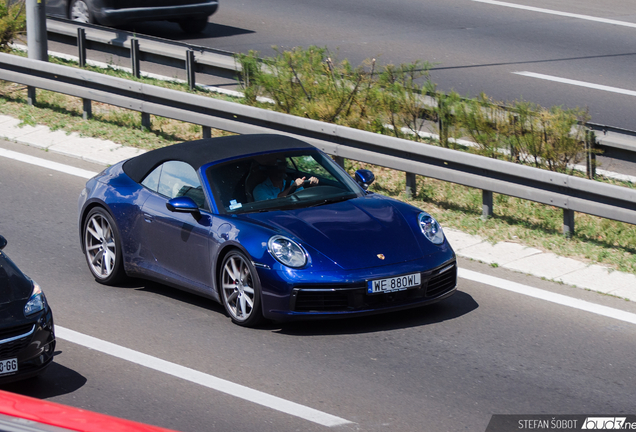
[0,252,32,304]
[205,150,364,214]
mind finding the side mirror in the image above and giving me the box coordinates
[0,235,6,250]
[166,197,200,214]
[354,169,375,190]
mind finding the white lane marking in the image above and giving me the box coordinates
[513,72,636,97]
[472,0,636,29]
[55,327,353,428]
[459,268,636,325]
[0,148,98,179]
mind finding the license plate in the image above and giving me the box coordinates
[367,273,421,294]
[0,358,18,375]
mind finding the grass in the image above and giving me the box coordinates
[1,52,635,275]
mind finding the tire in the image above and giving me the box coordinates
[83,207,126,285]
[69,0,93,23]
[179,17,208,34]
[220,251,264,326]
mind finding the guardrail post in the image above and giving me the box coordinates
[563,209,575,238]
[509,114,518,162]
[83,99,92,120]
[26,0,48,61]
[26,0,48,106]
[79,28,91,119]
[437,94,447,147]
[186,50,196,91]
[405,173,417,198]
[77,28,87,68]
[141,113,151,130]
[585,128,597,180]
[482,190,493,220]
[333,156,345,169]
[202,126,211,139]
[131,39,140,78]
[27,87,36,106]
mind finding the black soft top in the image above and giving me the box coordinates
[122,134,314,183]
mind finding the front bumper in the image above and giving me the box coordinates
[260,258,458,321]
[95,1,219,26]
[0,309,55,385]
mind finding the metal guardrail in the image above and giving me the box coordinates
[588,122,636,165]
[1,53,636,234]
[46,17,240,83]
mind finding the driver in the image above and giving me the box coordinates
[253,158,319,201]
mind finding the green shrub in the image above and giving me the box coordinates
[452,94,590,173]
[509,101,590,173]
[236,46,593,174]
[454,93,511,158]
[0,0,26,53]
[237,46,378,126]
[375,60,436,140]
[236,46,437,135]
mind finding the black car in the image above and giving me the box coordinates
[0,236,55,384]
[46,0,219,34]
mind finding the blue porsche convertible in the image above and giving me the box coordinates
[78,134,457,326]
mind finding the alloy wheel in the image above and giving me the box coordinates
[70,0,91,23]
[85,212,117,280]
[221,252,261,324]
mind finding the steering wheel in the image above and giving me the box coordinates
[290,179,311,194]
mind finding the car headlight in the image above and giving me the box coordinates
[268,235,307,268]
[24,281,45,317]
[418,213,445,245]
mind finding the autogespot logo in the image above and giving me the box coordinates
[582,418,629,430]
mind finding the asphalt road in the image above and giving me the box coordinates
[102,0,636,131]
[1,140,635,431]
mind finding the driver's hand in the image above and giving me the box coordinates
[294,177,305,187]
[308,176,319,185]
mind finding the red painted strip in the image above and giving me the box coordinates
[0,390,180,432]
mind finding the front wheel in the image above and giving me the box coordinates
[220,251,263,327]
[69,0,94,23]
[83,207,126,285]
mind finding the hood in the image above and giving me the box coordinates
[245,196,430,270]
[0,253,32,305]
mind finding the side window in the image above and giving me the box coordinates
[144,161,207,209]
[141,165,162,192]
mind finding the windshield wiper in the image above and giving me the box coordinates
[308,194,355,207]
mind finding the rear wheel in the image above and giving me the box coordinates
[83,207,125,285]
[69,0,93,23]
[220,251,263,327]
[179,17,208,34]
